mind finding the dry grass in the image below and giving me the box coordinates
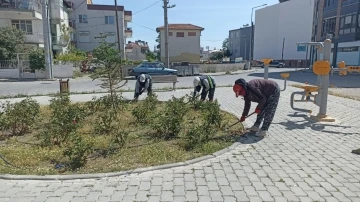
[0,102,243,175]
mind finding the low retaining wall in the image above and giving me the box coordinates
[198,63,245,73]
[0,69,19,79]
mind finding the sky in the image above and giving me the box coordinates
[93,0,279,51]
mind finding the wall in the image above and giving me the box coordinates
[160,29,201,63]
[0,69,19,79]
[253,0,315,61]
[198,63,245,73]
[126,46,146,61]
[72,5,125,52]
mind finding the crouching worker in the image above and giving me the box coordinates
[134,74,152,100]
[232,78,280,137]
[193,75,216,101]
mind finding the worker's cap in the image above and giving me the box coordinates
[139,74,146,82]
[193,77,201,87]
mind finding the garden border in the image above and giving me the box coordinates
[0,141,242,181]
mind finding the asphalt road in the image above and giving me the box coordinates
[0,67,359,97]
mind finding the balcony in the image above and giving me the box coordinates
[69,20,76,29]
[124,10,132,22]
[25,32,44,44]
[52,36,69,50]
[0,0,42,19]
[125,27,132,38]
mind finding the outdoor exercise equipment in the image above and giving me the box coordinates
[290,38,335,122]
[331,61,360,76]
[280,73,290,91]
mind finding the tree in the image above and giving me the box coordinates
[146,51,157,62]
[156,33,160,60]
[0,26,25,60]
[90,34,124,99]
[210,52,224,60]
[222,38,232,58]
[29,48,45,71]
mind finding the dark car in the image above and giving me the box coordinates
[261,60,285,68]
[128,62,178,77]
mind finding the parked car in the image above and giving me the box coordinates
[128,62,178,77]
[261,60,285,68]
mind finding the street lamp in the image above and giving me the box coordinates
[249,3,267,69]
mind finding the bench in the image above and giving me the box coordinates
[151,75,178,91]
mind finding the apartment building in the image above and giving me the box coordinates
[156,24,204,63]
[69,0,132,54]
[125,40,149,61]
[0,0,73,56]
[253,0,314,66]
[312,0,360,66]
[228,26,251,61]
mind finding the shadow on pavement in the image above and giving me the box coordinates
[272,112,359,136]
[238,132,264,144]
[247,70,360,88]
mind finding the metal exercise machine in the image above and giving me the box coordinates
[289,39,335,122]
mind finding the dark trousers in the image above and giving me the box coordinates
[135,82,153,99]
[254,86,280,131]
[201,87,216,101]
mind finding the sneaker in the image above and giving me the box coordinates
[248,125,260,132]
[255,130,267,137]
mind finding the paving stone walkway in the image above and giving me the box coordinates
[1,86,360,202]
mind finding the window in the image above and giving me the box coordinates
[188,32,196,36]
[339,12,357,35]
[105,16,114,24]
[176,32,184,37]
[105,32,115,43]
[78,31,90,42]
[322,17,336,36]
[11,20,32,34]
[169,32,173,36]
[79,15,88,23]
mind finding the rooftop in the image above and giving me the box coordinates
[156,24,204,32]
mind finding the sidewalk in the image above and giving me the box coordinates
[1,86,360,202]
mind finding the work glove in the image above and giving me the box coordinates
[239,115,246,122]
[255,108,261,114]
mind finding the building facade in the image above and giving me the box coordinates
[69,0,132,55]
[156,24,204,64]
[125,40,149,61]
[253,0,314,64]
[0,0,71,55]
[312,0,360,66]
[228,26,251,61]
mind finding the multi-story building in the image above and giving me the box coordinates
[125,40,149,61]
[0,0,71,55]
[253,0,314,66]
[69,0,132,55]
[228,26,251,61]
[312,0,360,66]
[156,24,204,64]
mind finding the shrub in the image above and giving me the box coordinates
[185,93,204,110]
[91,95,127,135]
[63,134,92,170]
[29,48,45,71]
[201,100,223,128]
[0,98,40,136]
[37,94,86,146]
[152,96,187,138]
[131,94,158,124]
[112,127,130,149]
[182,124,215,150]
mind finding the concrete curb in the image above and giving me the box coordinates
[0,141,242,181]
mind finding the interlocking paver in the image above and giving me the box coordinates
[2,82,360,201]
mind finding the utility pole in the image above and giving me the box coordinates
[114,0,122,56]
[163,0,175,68]
[42,0,52,79]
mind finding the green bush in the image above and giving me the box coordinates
[29,48,45,71]
[185,93,204,110]
[37,94,86,146]
[152,96,187,138]
[131,94,158,124]
[63,134,91,170]
[201,100,223,128]
[0,98,40,136]
[182,124,211,150]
